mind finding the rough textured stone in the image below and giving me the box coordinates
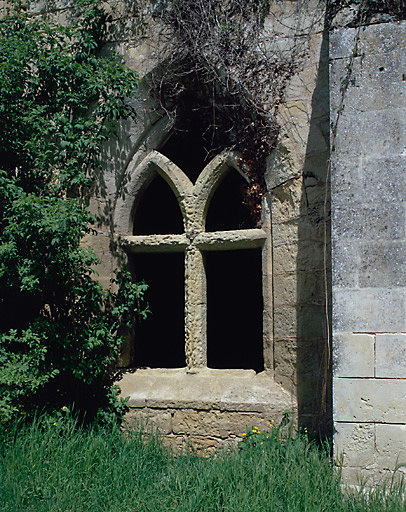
[375,424,406,471]
[119,368,293,413]
[125,408,172,435]
[329,22,406,60]
[332,240,359,288]
[273,272,323,306]
[334,422,375,468]
[273,241,324,274]
[332,203,405,241]
[274,304,324,340]
[333,378,406,423]
[359,242,406,288]
[172,410,280,439]
[333,288,406,333]
[333,333,374,378]
[360,156,406,204]
[375,334,406,379]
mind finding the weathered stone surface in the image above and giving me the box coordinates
[330,53,406,114]
[274,305,324,339]
[331,159,361,206]
[274,338,321,384]
[330,22,406,60]
[333,333,374,378]
[375,334,406,379]
[332,107,406,160]
[332,240,359,288]
[333,378,406,423]
[272,217,324,248]
[332,203,405,241]
[125,408,172,435]
[333,288,406,333]
[273,241,324,274]
[360,155,406,204]
[273,271,323,306]
[339,466,394,486]
[375,424,406,471]
[263,0,325,37]
[119,368,293,413]
[334,422,375,468]
[172,410,283,438]
[271,177,304,222]
[359,242,406,288]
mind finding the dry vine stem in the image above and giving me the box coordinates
[148,0,324,223]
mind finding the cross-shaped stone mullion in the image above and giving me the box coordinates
[119,150,271,370]
[122,228,266,369]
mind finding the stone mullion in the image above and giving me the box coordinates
[184,245,207,369]
[262,228,274,371]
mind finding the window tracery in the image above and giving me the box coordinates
[118,149,273,371]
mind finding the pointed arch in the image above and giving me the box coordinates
[193,152,249,230]
[114,150,193,235]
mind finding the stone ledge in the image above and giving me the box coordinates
[118,368,295,413]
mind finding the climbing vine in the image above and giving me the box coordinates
[147,0,319,223]
[328,0,405,25]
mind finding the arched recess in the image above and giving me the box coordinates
[133,173,184,235]
[193,152,251,231]
[121,152,190,369]
[205,167,255,231]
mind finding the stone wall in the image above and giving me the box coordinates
[4,0,405,484]
[3,0,331,453]
[330,20,406,483]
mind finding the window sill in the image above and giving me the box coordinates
[118,368,293,413]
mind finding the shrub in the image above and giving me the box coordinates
[0,0,147,425]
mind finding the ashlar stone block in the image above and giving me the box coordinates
[333,378,406,423]
[126,408,172,435]
[359,241,406,288]
[332,203,405,241]
[376,424,406,471]
[333,288,406,333]
[376,334,406,378]
[334,422,375,468]
[172,410,282,439]
[333,333,374,378]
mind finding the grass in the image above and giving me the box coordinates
[0,416,404,512]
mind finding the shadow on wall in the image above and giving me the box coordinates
[296,27,332,437]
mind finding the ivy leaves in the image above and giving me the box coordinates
[0,1,147,425]
[0,2,138,198]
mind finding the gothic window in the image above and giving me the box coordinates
[118,145,273,372]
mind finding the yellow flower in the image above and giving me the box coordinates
[260,442,263,445]
[242,433,246,437]
[53,422,56,426]
[62,406,68,411]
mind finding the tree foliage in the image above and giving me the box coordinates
[0,0,147,425]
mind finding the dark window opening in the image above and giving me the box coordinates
[129,253,185,368]
[206,169,255,231]
[206,249,263,372]
[133,174,183,235]
[159,124,211,183]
